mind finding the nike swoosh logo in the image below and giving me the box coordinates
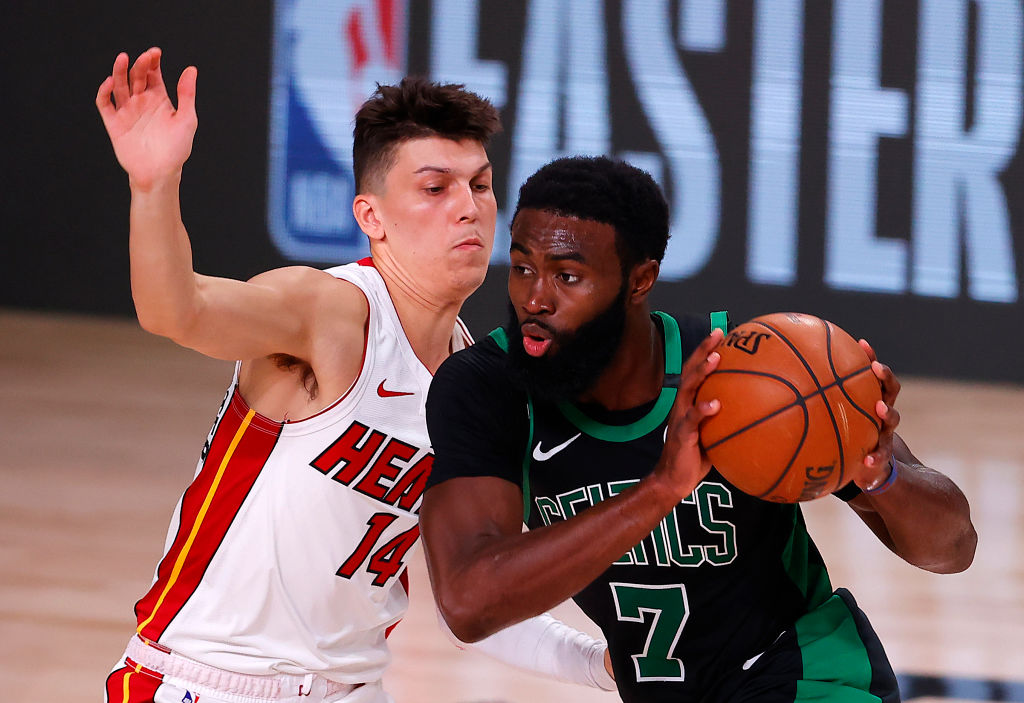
[742,651,764,670]
[532,433,582,461]
[377,380,414,398]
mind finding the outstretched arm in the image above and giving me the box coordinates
[96,49,335,362]
[841,341,977,574]
[420,330,723,642]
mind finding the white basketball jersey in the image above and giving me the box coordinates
[133,259,472,683]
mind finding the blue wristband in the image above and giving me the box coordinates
[864,456,898,495]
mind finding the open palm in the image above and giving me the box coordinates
[96,48,198,191]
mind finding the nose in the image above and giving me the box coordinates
[455,183,479,223]
[522,276,554,316]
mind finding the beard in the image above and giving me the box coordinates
[505,284,629,403]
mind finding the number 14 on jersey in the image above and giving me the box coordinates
[337,513,420,587]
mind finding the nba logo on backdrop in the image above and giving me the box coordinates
[268,0,408,262]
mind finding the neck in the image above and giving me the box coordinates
[577,309,663,410]
[372,255,467,374]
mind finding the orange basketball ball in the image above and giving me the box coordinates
[696,312,882,503]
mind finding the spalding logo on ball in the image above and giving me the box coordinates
[696,312,883,503]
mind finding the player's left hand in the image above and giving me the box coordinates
[656,328,722,498]
[855,339,901,490]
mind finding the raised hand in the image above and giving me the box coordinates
[656,328,723,497]
[856,338,902,488]
[95,48,198,191]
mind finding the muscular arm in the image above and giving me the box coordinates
[420,330,723,642]
[842,343,977,574]
[422,470,684,642]
[98,48,344,362]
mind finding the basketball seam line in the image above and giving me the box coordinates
[823,324,882,487]
[703,364,873,451]
[752,319,849,496]
[823,322,846,487]
[702,367,810,498]
[704,363,874,498]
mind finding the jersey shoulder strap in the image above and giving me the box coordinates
[710,310,729,334]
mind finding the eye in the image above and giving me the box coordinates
[473,182,491,192]
[424,185,445,195]
[510,263,533,276]
[558,272,580,284]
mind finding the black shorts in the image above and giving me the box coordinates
[706,588,900,703]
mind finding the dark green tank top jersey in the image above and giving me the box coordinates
[425,312,899,703]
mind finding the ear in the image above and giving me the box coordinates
[628,259,660,304]
[353,194,385,242]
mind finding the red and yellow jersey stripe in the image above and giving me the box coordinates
[104,659,162,703]
[134,394,282,642]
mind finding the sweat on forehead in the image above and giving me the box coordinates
[511,209,615,249]
[509,210,626,278]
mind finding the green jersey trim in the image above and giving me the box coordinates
[780,507,832,608]
[488,327,509,352]
[793,594,880,702]
[489,313,720,520]
[710,310,729,335]
[555,311,681,443]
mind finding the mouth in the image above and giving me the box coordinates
[520,322,553,357]
[454,236,485,251]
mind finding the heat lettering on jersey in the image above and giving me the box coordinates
[311,420,433,513]
[534,481,738,567]
[312,421,432,587]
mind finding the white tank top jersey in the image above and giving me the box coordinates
[132,259,472,684]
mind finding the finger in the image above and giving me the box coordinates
[129,49,153,97]
[95,75,116,123]
[678,350,720,406]
[858,338,877,363]
[871,360,900,406]
[863,448,893,473]
[111,52,130,108]
[175,66,198,120]
[677,398,721,447]
[680,328,724,380]
[875,400,901,432]
[145,47,168,96]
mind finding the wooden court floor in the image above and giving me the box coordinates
[1,309,1022,702]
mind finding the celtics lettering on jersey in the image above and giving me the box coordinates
[533,481,738,567]
[311,419,433,587]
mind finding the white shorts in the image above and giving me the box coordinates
[104,636,391,703]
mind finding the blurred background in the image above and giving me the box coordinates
[2,1,1022,700]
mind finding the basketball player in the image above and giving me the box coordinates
[421,156,978,702]
[95,49,614,703]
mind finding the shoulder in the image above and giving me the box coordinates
[427,333,530,488]
[437,333,511,382]
[431,333,521,411]
[248,265,369,327]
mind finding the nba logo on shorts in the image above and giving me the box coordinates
[267,0,408,262]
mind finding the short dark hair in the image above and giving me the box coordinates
[512,156,670,274]
[353,77,502,193]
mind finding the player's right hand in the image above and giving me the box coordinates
[95,48,198,191]
[655,328,723,498]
